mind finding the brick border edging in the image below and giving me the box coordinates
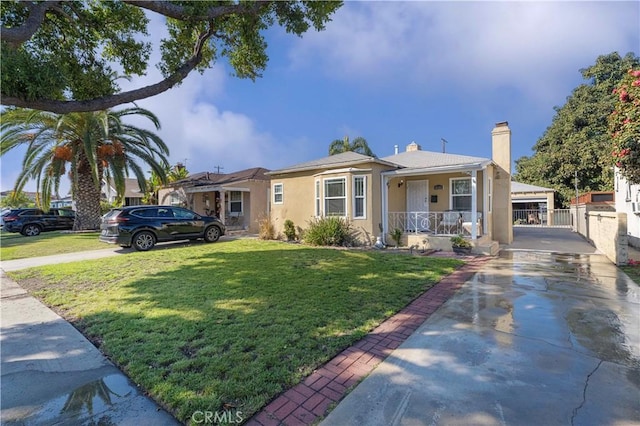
[247,255,491,426]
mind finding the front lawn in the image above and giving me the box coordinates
[10,239,462,423]
[0,231,104,260]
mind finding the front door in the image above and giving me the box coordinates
[406,180,429,231]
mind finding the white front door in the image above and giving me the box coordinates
[406,180,429,231]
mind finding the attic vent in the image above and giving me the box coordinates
[406,141,421,152]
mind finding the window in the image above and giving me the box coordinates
[450,178,471,210]
[173,207,197,220]
[315,179,321,217]
[229,191,243,213]
[353,176,366,219]
[169,193,182,206]
[324,178,346,216]
[273,183,283,204]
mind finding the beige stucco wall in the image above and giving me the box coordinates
[585,211,628,265]
[269,162,394,243]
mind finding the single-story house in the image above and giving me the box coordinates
[267,122,514,254]
[614,167,640,248]
[158,167,270,233]
[102,178,145,206]
[511,181,555,225]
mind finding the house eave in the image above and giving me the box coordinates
[381,160,492,177]
[266,158,398,176]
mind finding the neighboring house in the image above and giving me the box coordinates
[614,167,640,248]
[102,178,145,206]
[268,122,514,253]
[158,167,270,233]
[511,181,556,225]
[51,195,73,208]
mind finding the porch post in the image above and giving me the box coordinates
[381,175,389,245]
[219,191,226,222]
[471,170,477,239]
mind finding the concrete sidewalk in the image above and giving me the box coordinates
[1,272,180,425]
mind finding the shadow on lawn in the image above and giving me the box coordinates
[65,246,460,422]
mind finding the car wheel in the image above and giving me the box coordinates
[132,231,156,251]
[21,224,41,236]
[203,226,221,243]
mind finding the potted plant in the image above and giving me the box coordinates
[450,235,472,255]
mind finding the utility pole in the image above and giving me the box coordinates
[441,138,448,153]
[214,165,224,174]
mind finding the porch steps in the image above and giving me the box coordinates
[473,239,500,256]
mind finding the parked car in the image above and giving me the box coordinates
[2,208,75,236]
[99,205,225,251]
[0,208,12,228]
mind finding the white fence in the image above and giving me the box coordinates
[388,211,483,236]
[513,209,571,228]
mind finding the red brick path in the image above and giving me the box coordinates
[246,255,491,426]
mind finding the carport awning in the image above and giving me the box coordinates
[513,197,547,204]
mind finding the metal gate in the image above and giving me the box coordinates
[513,209,572,228]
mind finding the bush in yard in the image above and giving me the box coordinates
[303,217,359,247]
[258,215,276,240]
[283,219,297,241]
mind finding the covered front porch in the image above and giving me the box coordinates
[184,185,250,231]
[379,163,499,254]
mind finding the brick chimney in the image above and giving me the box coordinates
[406,141,421,152]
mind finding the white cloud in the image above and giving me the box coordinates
[290,1,639,103]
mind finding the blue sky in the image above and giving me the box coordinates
[1,1,639,195]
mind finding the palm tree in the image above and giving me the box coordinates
[143,162,190,205]
[328,136,375,157]
[1,107,170,230]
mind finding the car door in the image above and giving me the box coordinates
[170,207,205,237]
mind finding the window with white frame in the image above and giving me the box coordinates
[315,179,321,217]
[450,178,471,210]
[324,177,346,216]
[273,183,283,204]
[353,176,366,219]
[229,191,243,213]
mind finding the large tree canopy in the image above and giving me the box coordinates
[0,1,342,113]
[514,52,640,206]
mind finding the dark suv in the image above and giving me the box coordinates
[99,205,225,251]
[3,208,75,236]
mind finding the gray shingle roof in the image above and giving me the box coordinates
[268,152,396,175]
[381,150,490,169]
[511,181,555,193]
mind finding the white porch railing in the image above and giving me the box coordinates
[388,211,484,237]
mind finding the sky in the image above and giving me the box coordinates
[1,1,639,195]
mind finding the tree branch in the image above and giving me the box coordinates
[2,55,202,113]
[122,1,266,21]
[1,1,61,47]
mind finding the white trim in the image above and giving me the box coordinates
[323,176,347,217]
[273,183,284,204]
[353,175,367,219]
[449,177,472,210]
[313,167,372,177]
[228,190,243,214]
[315,179,321,217]
[381,161,491,177]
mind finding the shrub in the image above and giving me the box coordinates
[390,228,403,247]
[303,217,359,247]
[283,219,297,241]
[450,235,472,248]
[258,215,276,240]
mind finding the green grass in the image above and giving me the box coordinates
[0,231,105,260]
[621,265,640,285]
[9,239,462,423]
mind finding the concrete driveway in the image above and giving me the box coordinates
[322,249,640,425]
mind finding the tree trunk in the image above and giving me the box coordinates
[73,168,102,231]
